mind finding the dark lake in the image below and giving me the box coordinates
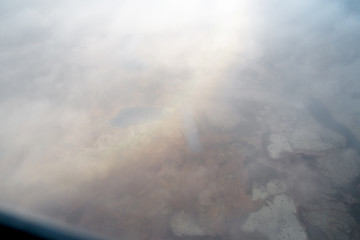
[110,106,167,128]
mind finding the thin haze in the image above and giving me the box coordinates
[0,0,254,208]
[1,0,360,239]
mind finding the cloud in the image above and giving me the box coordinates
[0,0,360,238]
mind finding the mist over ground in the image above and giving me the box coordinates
[1,1,360,239]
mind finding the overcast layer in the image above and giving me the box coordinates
[1,0,360,239]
